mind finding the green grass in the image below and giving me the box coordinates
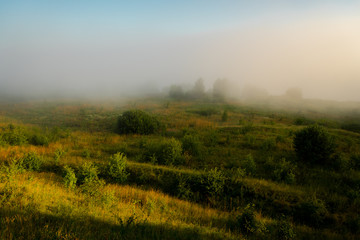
[0,97,359,239]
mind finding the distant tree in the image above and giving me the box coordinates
[285,88,303,99]
[213,78,230,100]
[117,110,161,135]
[191,78,206,99]
[293,125,336,164]
[169,84,185,99]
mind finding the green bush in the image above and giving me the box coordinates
[181,134,202,157]
[21,152,42,171]
[349,154,360,170]
[117,110,161,135]
[63,165,77,189]
[202,167,225,198]
[294,198,328,227]
[78,162,100,184]
[293,125,336,164]
[143,138,183,166]
[275,218,296,240]
[29,134,49,146]
[236,204,259,235]
[78,162,104,196]
[108,152,129,183]
[1,124,28,146]
[242,154,256,176]
[273,158,296,184]
[221,110,228,122]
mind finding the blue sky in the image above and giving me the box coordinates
[1,1,360,100]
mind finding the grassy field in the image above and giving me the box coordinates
[0,97,359,239]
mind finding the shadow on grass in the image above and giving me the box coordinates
[0,208,234,240]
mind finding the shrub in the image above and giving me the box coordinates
[293,125,336,164]
[177,175,193,200]
[143,138,183,166]
[202,167,225,198]
[221,110,228,122]
[349,154,360,170]
[29,134,49,146]
[63,165,77,189]
[117,110,161,135]
[1,124,27,145]
[236,204,259,235]
[108,152,129,183]
[54,148,66,164]
[78,162,104,196]
[81,149,91,159]
[242,154,256,176]
[275,218,296,240]
[181,134,202,157]
[78,162,100,184]
[273,158,296,184]
[294,198,328,227]
[21,152,42,171]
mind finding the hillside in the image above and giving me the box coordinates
[0,98,359,239]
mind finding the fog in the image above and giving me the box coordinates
[0,1,359,101]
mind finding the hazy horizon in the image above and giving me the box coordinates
[1,1,359,101]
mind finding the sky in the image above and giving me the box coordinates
[0,0,360,100]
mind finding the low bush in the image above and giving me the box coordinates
[272,158,296,184]
[236,204,259,235]
[117,110,161,135]
[107,152,129,183]
[29,134,49,146]
[293,125,336,164]
[275,218,296,240]
[242,154,256,176]
[201,167,225,198]
[181,134,202,157]
[21,152,42,171]
[78,162,104,196]
[63,165,77,189]
[1,124,28,146]
[142,138,183,166]
[294,198,328,227]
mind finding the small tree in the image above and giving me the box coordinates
[108,152,129,183]
[293,125,335,164]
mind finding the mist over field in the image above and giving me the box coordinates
[0,1,359,101]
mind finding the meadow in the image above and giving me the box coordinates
[0,97,359,239]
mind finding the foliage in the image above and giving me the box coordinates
[117,110,161,135]
[293,125,336,164]
[272,158,296,184]
[202,167,225,198]
[181,134,202,157]
[63,165,77,189]
[29,133,49,146]
[221,110,228,122]
[78,162,104,195]
[236,204,259,235]
[142,138,183,166]
[275,218,296,240]
[21,152,42,171]
[242,154,256,176]
[108,152,129,183]
[294,198,328,227]
[1,124,28,145]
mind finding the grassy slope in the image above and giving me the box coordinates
[0,98,359,239]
